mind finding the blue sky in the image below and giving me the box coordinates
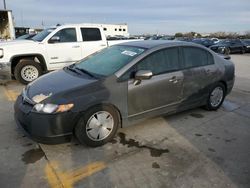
[1,0,250,34]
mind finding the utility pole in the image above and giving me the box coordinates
[3,0,6,9]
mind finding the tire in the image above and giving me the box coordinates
[225,48,230,55]
[74,105,120,147]
[14,59,42,84]
[241,48,245,54]
[205,82,226,111]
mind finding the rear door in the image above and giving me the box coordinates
[126,47,184,116]
[80,28,107,58]
[180,47,217,104]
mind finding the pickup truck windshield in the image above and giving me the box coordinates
[74,45,145,77]
[32,28,55,42]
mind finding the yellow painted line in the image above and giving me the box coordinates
[45,161,107,188]
[45,161,63,188]
[3,87,19,101]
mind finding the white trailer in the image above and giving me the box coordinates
[0,10,15,41]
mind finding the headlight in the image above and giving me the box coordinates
[0,49,3,58]
[33,103,74,113]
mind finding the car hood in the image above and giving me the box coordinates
[26,69,97,104]
[0,39,37,47]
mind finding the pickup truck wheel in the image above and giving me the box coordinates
[14,60,42,84]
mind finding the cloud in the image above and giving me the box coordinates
[3,0,250,34]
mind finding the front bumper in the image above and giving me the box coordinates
[0,62,11,82]
[14,95,79,144]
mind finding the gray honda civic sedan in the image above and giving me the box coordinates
[14,41,235,147]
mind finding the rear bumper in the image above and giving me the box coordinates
[14,95,78,144]
[226,77,235,95]
[0,62,11,83]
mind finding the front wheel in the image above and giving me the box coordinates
[205,83,226,111]
[14,59,42,84]
[74,105,120,147]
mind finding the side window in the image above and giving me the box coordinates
[182,47,208,68]
[52,28,77,42]
[81,28,102,41]
[137,48,179,75]
[207,52,214,65]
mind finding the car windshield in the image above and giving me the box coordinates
[219,40,231,45]
[17,34,30,40]
[32,28,55,42]
[74,45,145,77]
[243,40,250,45]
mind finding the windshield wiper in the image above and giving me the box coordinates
[65,66,82,75]
[74,67,96,78]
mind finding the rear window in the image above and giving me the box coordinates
[182,47,214,68]
[81,28,102,41]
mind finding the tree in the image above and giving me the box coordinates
[175,33,183,37]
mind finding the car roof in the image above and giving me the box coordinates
[118,40,197,49]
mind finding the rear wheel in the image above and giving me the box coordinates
[225,48,230,55]
[14,59,42,84]
[74,105,119,147]
[241,48,245,54]
[205,83,226,111]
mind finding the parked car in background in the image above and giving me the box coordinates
[241,39,250,52]
[192,38,215,48]
[211,38,220,44]
[14,40,235,146]
[16,33,37,40]
[210,39,246,54]
[174,37,193,42]
[0,24,139,84]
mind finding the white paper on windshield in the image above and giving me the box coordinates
[122,50,137,56]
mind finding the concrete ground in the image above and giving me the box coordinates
[0,54,249,188]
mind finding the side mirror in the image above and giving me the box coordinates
[49,36,60,43]
[135,70,153,80]
[133,70,152,85]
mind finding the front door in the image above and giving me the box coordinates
[46,27,82,69]
[127,47,183,116]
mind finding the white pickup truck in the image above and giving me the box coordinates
[0,24,138,84]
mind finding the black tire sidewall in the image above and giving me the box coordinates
[14,60,42,84]
[74,105,119,147]
[206,83,226,111]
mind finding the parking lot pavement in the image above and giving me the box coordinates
[0,54,249,188]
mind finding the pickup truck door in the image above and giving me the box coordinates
[80,28,107,58]
[46,27,82,69]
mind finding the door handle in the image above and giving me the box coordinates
[72,45,80,48]
[100,44,106,47]
[169,76,179,83]
[205,69,211,74]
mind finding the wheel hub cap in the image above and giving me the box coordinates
[210,87,223,107]
[21,65,39,82]
[86,111,114,141]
